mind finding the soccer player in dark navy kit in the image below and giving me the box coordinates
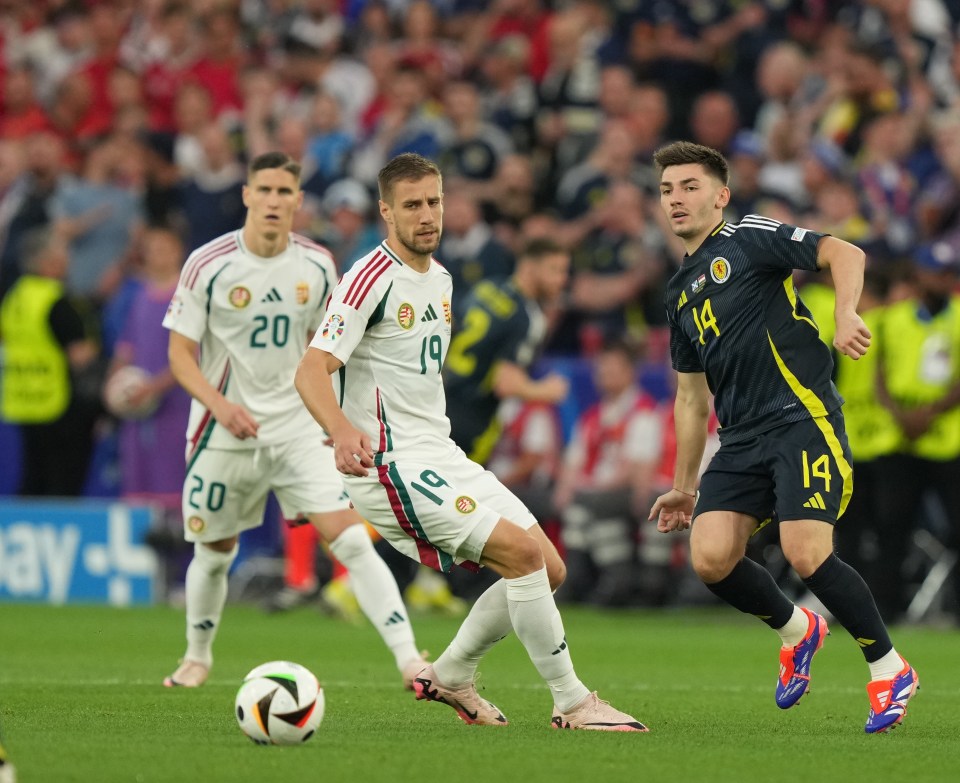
[647,141,917,734]
[444,238,570,465]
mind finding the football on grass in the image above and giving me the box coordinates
[235,661,324,745]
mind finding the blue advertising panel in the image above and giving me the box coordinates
[0,500,158,606]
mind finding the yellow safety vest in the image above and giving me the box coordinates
[836,307,900,460]
[0,275,71,423]
[879,297,960,460]
[799,283,900,461]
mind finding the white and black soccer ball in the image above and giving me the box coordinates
[235,661,324,745]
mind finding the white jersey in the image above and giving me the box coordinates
[309,241,454,462]
[163,230,337,450]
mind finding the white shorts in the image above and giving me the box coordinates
[182,430,350,542]
[343,448,538,572]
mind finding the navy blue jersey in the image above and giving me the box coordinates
[444,279,546,461]
[664,215,842,443]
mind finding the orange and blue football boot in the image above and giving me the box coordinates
[776,608,828,709]
[865,658,918,734]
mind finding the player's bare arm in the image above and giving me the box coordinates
[492,360,569,404]
[649,370,710,533]
[167,331,259,440]
[295,346,375,476]
[816,236,871,360]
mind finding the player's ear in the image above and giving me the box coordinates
[379,200,392,224]
[241,184,251,208]
[716,186,731,209]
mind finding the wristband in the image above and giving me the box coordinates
[673,487,696,498]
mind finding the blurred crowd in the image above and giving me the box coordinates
[2,0,960,619]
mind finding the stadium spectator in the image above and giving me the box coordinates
[477,34,538,153]
[873,242,960,623]
[649,141,916,734]
[0,229,100,497]
[135,1,200,135]
[0,132,69,301]
[279,17,376,141]
[107,226,191,506]
[752,41,810,148]
[487,399,563,521]
[175,123,245,251]
[184,7,246,122]
[318,178,382,274]
[478,152,537,244]
[535,5,603,186]
[435,189,513,318]
[306,91,355,185]
[689,90,741,157]
[161,151,424,690]
[170,82,216,178]
[553,339,662,606]
[554,118,637,222]
[394,0,462,100]
[0,140,25,285]
[351,63,445,185]
[856,111,921,258]
[548,180,666,355]
[296,151,647,731]
[50,137,145,305]
[18,3,92,107]
[438,79,513,189]
[818,41,902,156]
[0,66,49,140]
[445,237,570,466]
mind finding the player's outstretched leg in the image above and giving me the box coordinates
[505,566,647,731]
[865,657,919,734]
[164,541,238,687]
[776,607,828,709]
[325,521,425,687]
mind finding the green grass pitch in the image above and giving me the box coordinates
[1,602,958,782]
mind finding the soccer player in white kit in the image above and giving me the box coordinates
[295,153,647,730]
[161,152,424,689]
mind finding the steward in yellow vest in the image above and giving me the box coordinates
[1,274,71,422]
[800,270,896,597]
[872,243,960,623]
[0,230,99,495]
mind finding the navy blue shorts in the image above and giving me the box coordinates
[695,411,854,526]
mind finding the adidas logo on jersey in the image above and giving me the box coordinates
[421,303,439,322]
[261,287,283,303]
[802,492,826,510]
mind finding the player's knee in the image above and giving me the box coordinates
[193,541,239,577]
[782,545,828,580]
[545,552,566,590]
[507,533,546,576]
[328,523,374,563]
[690,547,735,583]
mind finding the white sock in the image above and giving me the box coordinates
[868,648,903,681]
[505,567,590,712]
[184,543,238,667]
[329,524,421,670]
[775,606,810,648]
[433,580,512,687]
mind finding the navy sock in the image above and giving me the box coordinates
[705,557,795,629]
[802,554,893,663]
